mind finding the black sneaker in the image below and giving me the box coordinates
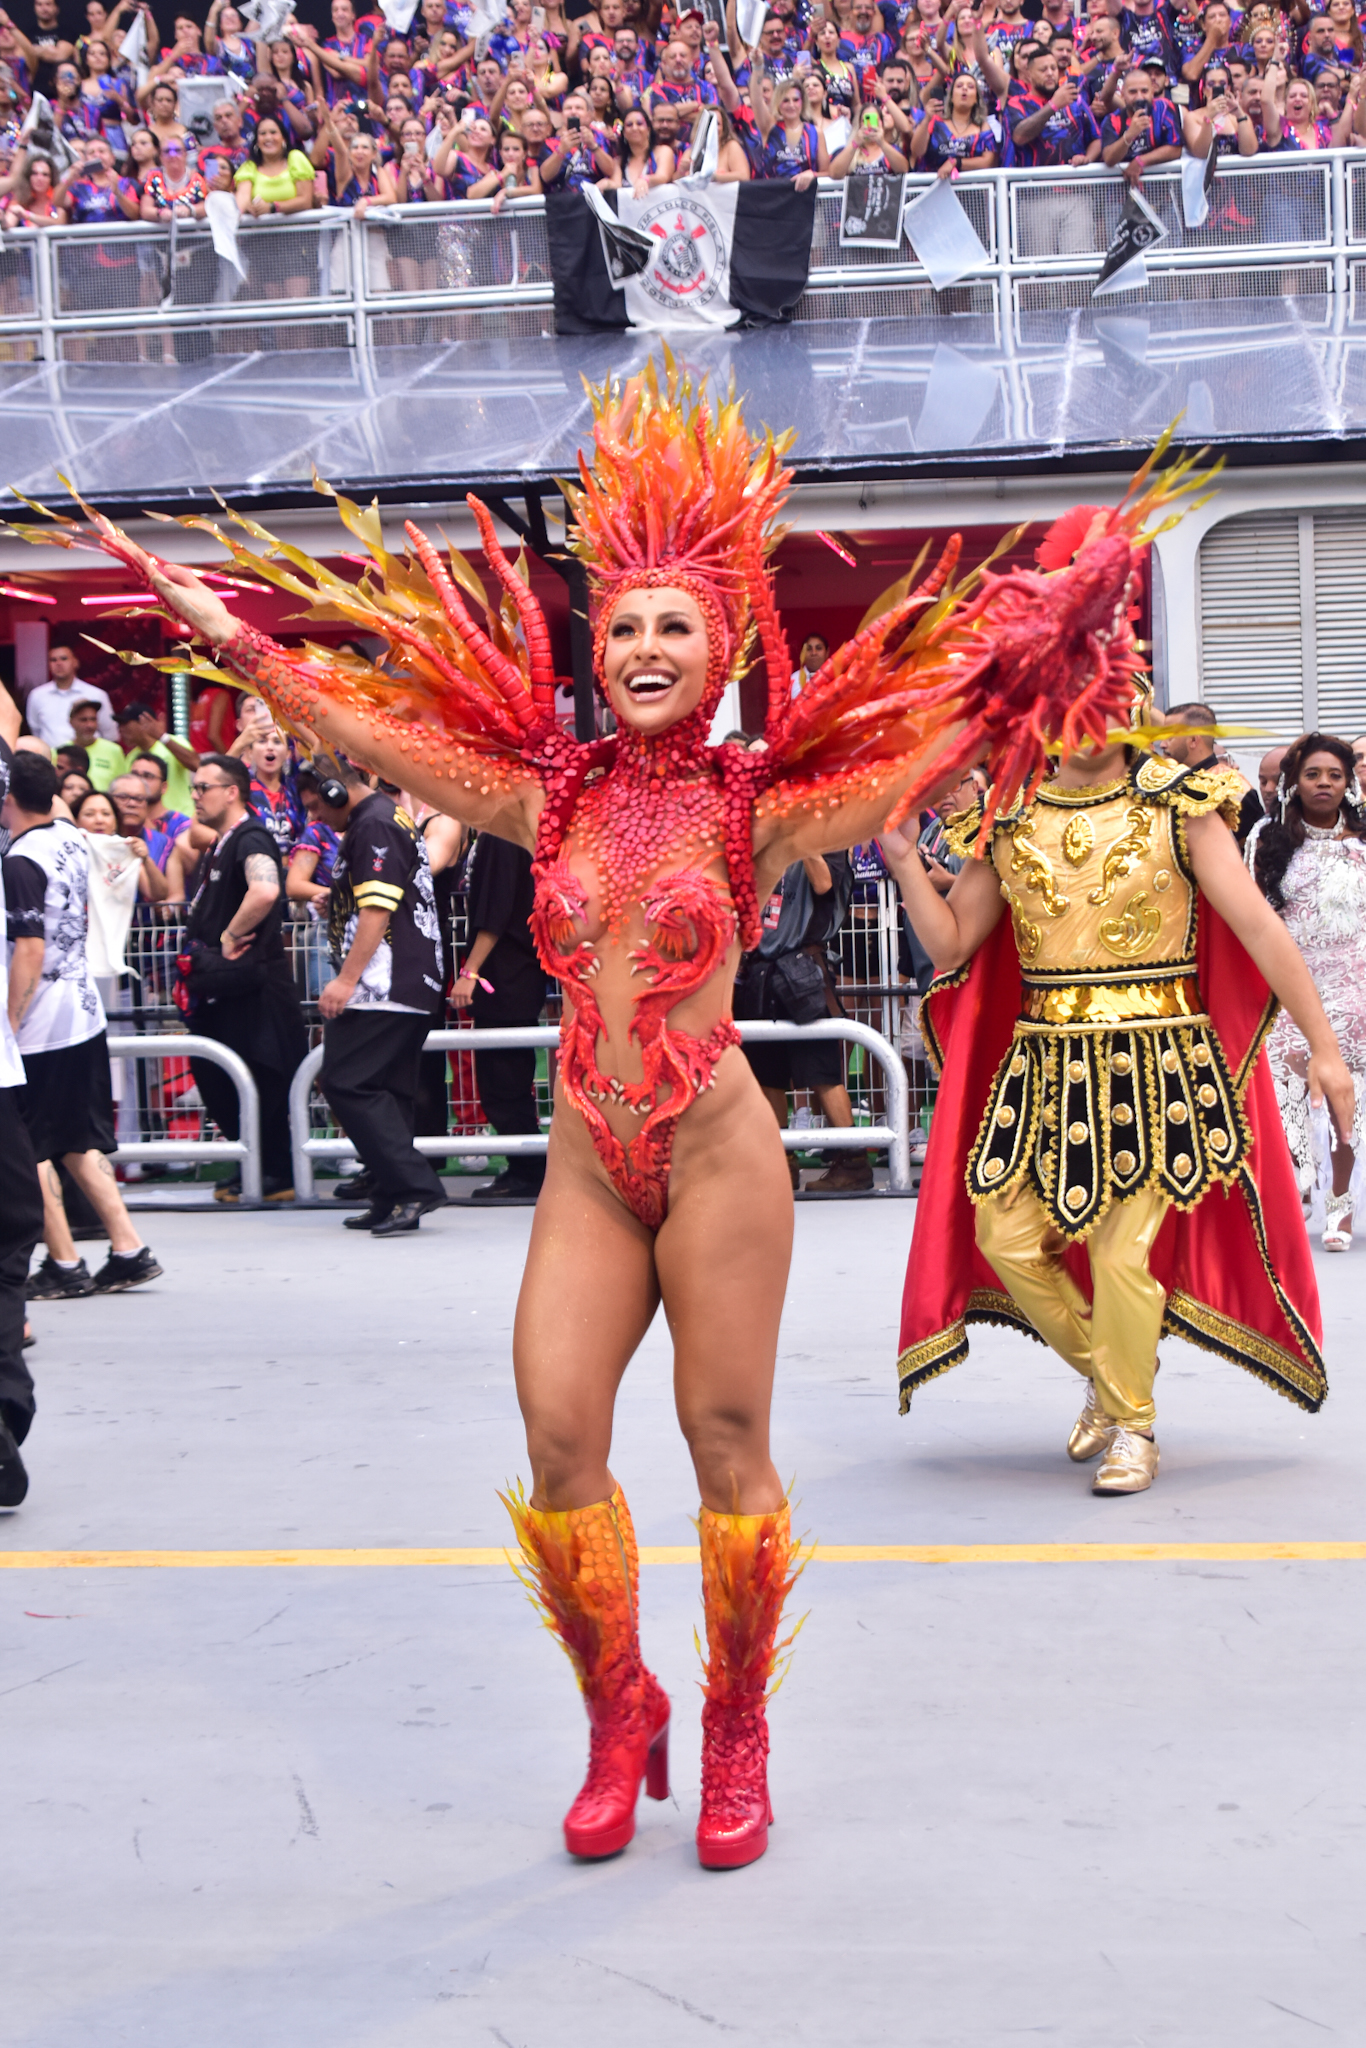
[27,1256,96,1300]
[91,1247,164,1293]
[0,1422,28,1508]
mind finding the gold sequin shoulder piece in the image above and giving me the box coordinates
[940,793,1026,861]
[1133,754,1244,830]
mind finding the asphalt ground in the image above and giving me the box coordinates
[3,1199,1361,2048]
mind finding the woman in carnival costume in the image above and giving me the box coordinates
[1247,732,1366,1251]
[890,504,1354,1499]
[8,371,1221,1866]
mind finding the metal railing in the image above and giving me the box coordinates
[110,886,918,1159]
[288,1016,912,1199]
[1,153,1363,361]
[106,1032,262,1198]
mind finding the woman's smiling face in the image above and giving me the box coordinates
[601,587,713,736]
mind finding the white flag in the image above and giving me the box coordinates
[1180,146,1216,231]
[735,0,766,47]
[241,0,295,42]
[380,0,420,31]
[206,187,245,277]
[19,92,75,173]
[615,181,741,332]
[903,174,989,291]
[678,107,719,183]
[118,7,152,90]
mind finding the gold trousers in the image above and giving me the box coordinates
[974,1182,1170,1429]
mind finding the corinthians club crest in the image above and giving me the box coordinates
[635,193,729,314]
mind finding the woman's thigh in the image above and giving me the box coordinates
[512,1109,661,1500]
[654,1062,794,1499]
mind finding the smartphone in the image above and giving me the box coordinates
[532,3,545,22]
[862,105,880,126]
[794,48,811,68]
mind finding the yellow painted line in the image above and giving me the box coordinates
[0,1541,1362,1569]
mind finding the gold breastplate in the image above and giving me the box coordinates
[993,781,1200,1027]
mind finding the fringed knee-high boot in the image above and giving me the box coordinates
[503,1483,670,1860]
[696,1501,803,1871]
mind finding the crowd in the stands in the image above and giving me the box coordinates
[0,0,1361,231]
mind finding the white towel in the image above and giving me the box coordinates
[82,832,144,979]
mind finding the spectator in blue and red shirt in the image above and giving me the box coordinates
[539,90,615,187]
[911,71,998,172]
[1004,47,1102,165]
[1179,0,1252,97]
[1298,13,1346,87]
[982,0,1034,70]
[313,0,379,106]
[1111,0,1179,73]
[137,11,223,107]
[645,39,716,139]
[1263,63,1361,148]
[837,0,897,91]
[237,724,304,860]
[196,95,253,184]
[1099,61,1181,180]
[751,74,827,181]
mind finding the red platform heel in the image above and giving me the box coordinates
[503,1482,670,1861]
[695,1501,804,1872]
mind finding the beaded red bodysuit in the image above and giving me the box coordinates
[18,373,1212,1228]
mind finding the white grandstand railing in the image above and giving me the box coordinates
[0,151,1362,358]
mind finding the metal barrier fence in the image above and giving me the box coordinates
[287,1016,912,1199]
[106,1032,262,1197]
[1,153,1363,360]
[108,883,920,1170]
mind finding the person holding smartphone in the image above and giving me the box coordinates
[826,99,909,173]
[539,90,614,188]
[1181,65,1259,155]
[1098,58,1181,182]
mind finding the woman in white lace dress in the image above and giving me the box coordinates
[1248,733,1366,1249]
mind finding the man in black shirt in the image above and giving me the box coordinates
[735,850,874,1195]
[315,763,447,1235]
[182,754,308,1201]
[454,831,547,1205]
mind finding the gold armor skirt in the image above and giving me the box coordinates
[966,997,1251,1239]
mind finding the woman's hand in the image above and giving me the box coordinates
[1309,1047,1357,1150]
[91,525,239,645]
[451,969,477,1007]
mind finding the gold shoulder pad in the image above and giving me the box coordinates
[1133,754,1187,795]
[941,800,988,861]
[1167,765,1245,830]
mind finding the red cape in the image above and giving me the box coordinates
[898,900,1327,1413]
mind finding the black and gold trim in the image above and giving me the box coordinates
[919,961,971,1077]
[898,1269,1326,1414]
[941,754,1244,866]
[966,1018,1249,1238]
[896,1288,1044,1413]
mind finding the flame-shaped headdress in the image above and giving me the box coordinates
[565,352,794,719]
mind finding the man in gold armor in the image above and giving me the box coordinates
[888,720,1353,1496]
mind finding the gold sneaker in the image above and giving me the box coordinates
[1067,1381,1114,1463]
[1092,1427,1159,1496]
